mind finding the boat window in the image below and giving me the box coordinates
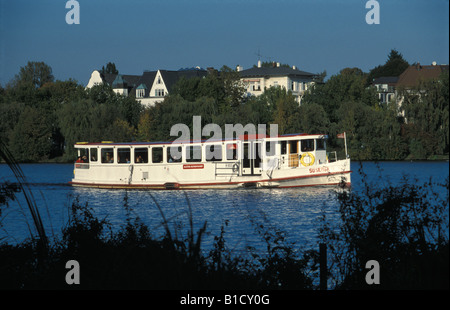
[90,148,97,162]
[243,143,250,168]
[167,146,182,163]
[135,148,148,163]
[280,141,287,155]
[226,143,237,160]
[118,148,131,164]
[289,141,298,154]
[152,147,163,163]
[186,145,202,162]
[101,148,114,163]
[255,142,262,168]
[265,141,276,156]
[206,144,222,161]
[301,139,314,152]
[76,148,89,163]
[316,139,326,151]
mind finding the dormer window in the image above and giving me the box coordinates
[136,84,147,98]
[136,88,145,98]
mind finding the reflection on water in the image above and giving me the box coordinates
[68,186,338,254]
[0,161,448,254]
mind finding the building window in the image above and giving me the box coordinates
[136,89,145,98]
[155,89,165,97]
[252,82,261,91]
[157,77,162,84]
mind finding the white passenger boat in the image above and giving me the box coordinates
[70,133,351,189]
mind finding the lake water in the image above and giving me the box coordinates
[0,161,448,256]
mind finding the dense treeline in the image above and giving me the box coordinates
[0,50,448,162]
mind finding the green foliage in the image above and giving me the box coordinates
[400,71,450,158]
[9,106,53,162]
[319,168,449,289]
[13,61,54,89]
[100,62,118,75]
[303,67,378,124]
[368,49,410,83]
[0,55,447,162]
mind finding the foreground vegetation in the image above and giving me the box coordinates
[0,50,448,162]
[1,142,448,289]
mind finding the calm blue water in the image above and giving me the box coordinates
[0,161,448,255]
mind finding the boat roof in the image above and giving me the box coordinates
[74,133,328,147]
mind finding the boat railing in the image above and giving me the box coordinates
[214,162,240,177]
[328,151,338,163]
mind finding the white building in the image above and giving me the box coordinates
[371,76,398,104]
[85,68,208,107]
[238,60,317,104]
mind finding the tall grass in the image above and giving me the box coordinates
[0,140,47,248]
[319,163,449,289]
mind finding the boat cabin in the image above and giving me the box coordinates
[71,133,350,189]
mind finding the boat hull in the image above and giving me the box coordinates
[70,159,351,190]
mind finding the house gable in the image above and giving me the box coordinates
[149,70,169,98]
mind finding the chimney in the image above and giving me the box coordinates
[432,61,437,66]
[277,62,280,67]
[236,65,243,72]
[292,65,297,70]
[257,60,262,68]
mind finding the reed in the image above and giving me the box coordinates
[0,140,48,249]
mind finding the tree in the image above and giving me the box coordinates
[297,103,330,135]
[220,65,246,109]
[269,87,299,134]
[368,49,409,83]
[13,61,54,89]
[303,67,378,123]
[400,71,449,158]
[0,101,24,146]
[57,99,95,158]
[9,106,53,162]
[100,62,118,75]
[137,108,153,141]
